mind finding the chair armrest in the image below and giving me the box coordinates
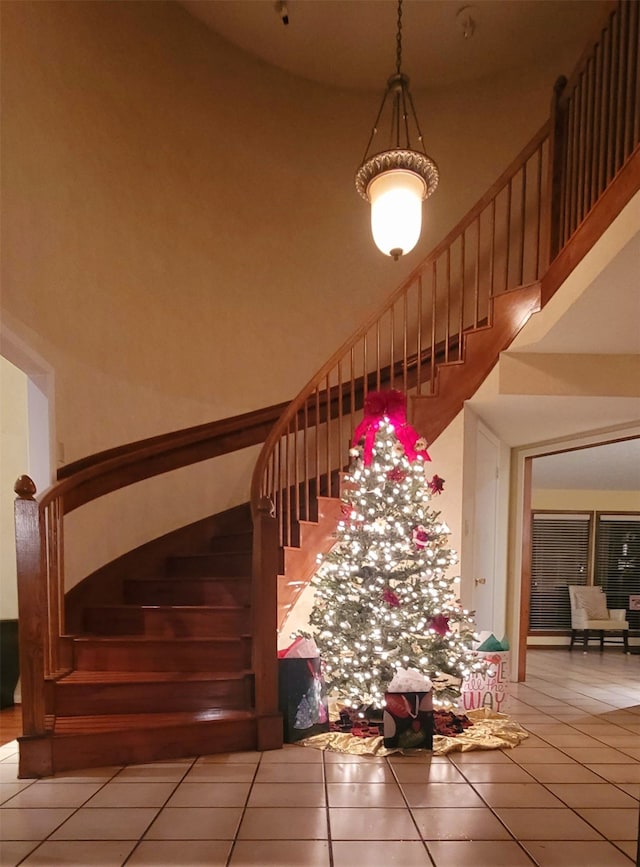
[609,609,627,623]
[571,610,589,628]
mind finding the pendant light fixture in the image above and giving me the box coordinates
[355,0,439,260]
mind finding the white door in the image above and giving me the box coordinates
[471,425,500,633]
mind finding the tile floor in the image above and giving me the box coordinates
[0,649,638,866]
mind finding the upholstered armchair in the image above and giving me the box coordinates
[568,585,629,652]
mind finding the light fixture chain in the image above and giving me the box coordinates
[395,0,403,75]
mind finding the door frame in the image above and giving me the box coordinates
[510,422,640,681]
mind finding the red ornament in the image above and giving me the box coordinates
[387,466,407,483]
[412,525,432,548]
[341,503,353,516]
[428,474,445,495]
[429,614,450,636]
[382,587,400,607]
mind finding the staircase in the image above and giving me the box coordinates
[17,506,281,776]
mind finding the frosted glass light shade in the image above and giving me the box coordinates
[369,169,426,259]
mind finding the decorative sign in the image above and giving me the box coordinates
[629,596,640,611]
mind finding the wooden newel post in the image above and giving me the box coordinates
[14,475,47,737]
[546,74,569,269]
[251,496,282,750]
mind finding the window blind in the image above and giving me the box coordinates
[595,514,640,632]
[530,513,591,632]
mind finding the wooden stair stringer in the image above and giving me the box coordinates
[410,281,542,444]
[277,495,343,631]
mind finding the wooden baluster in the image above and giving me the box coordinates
[416,276,423,394]
[613,2,626,174]
[276,437,283,547]
[489,197,496,293]
[598,16,613,195]
[390,305,395,389]
[325,373,330,496]
[338,360,343,469]
[534,144,543,279]
[547,75,568,264]
[375,320,381,391]
[293,413,300,533]
[445,248,451,362]
[14,476,47,737]
[577,71,588,226]
[518,163,527,287]
[430,261,437,393]
[314,387,320,503]
[402,290,408,394]
[285,425,291,546]
[350,346,355,439]
[583,54,595,214]
[591,39,603,206]
[474,216,480,328]
[606,9,618,185]
[303,399,309,521]
[504,178,512,290]
[458,234,465,361]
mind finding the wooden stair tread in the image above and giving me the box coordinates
[53,708,256,734]
[126,576,250,582]
[86,604,249,611]
[73,636,246,643]
[58,670,251,684]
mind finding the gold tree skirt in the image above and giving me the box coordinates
[298,708,529,756]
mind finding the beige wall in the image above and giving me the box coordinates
[0,357,28,619]
[0,0,589,585]
[532,489,640,511]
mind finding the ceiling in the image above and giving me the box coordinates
[181,0,607,91]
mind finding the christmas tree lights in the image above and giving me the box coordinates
[300,397,484,709]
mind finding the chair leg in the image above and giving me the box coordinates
[623,630,629,653]
[583,630,589,651]
[599,630,604,651]
[569,630,576,650]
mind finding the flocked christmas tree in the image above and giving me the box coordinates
[301,390,483,710]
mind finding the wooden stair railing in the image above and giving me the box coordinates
[250,0,639,623]
[13,406,288,773]
[250,123,550,550]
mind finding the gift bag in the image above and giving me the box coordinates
[383,691,434,750]
[460,650,510,713]
[278,638,329,743]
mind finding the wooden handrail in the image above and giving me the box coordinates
[54,401,289,513]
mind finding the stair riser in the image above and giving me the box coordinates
[54,678,253,716]
[73,640,251,672]
[209,533,252,553]
[166,552,252,578]
[83,607,250,638]
[123,579,251,606]
[49,718,259,773]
